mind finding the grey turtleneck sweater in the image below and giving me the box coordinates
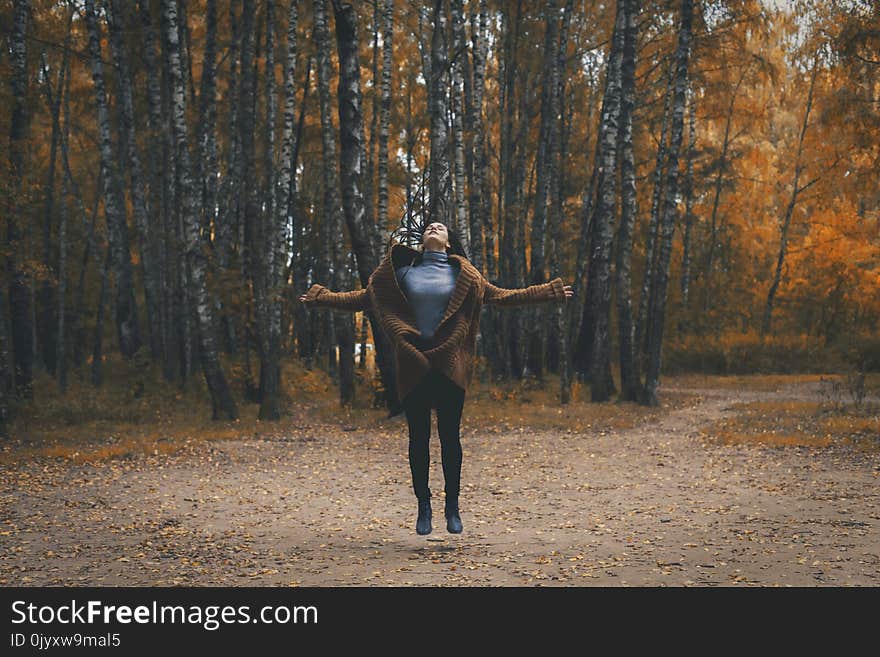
[395,249,460,342]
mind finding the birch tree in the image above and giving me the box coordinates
[315,0,354,404]
[57,43,72,393]
[634,59,674,390]
[642,0,694,406]
[679,85,697,329]
[468,0,489,273]
[37,48,61,377]
[162,0,238,419]
[6,0,32,401]
[524,0,561,381]
[107,0,163,361]
[550,0,574,401]
[585,0,625,401]
[84,0,142,359]
[450,0,470,253]
[260,0,301,419]
[138,0,174,379]
[429,0,451,227]
[615,0,639,402]
[376,0,393,234]
[197,0,220,250]
[332,0,404,410]
[763,57,820,336]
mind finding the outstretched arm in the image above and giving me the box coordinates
[482,276,573,307]
[298,284,371,312]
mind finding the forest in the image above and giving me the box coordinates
[1,0,878,430]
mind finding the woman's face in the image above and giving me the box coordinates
[422,222,450,252]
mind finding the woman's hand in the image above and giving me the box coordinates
[299,283,325,305]
[563,284,573,300]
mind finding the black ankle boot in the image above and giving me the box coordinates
[416,498,432,535]
[445,498,462,534]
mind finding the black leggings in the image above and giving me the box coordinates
[402,368,466,502]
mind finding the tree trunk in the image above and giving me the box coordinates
[162,0,239,419]
[264,0,277,254]
[569,54,599,382]
[570,166,596,373]
[494,0,522,380]
[450,0,471,254]
[38,50,62,377]
[523,0,561,382]
[289,57,314,364]
[197,0,219,246]
[511,34,534,380]
[417,5,433,137]
[84,0,142,359]
[642,0,694,406]
[428,0,452,229]
[64,160,101,373]
[376,0,393,236]
[358,312,368,369]
[57,33,73,393]
[331,0,402,410]
[367,0,380,238]
[8,0,34,399]
[256,0,279,417]
[261,0,301,419]
[470,0,496,381]
[468,0,489,273]
[634,58,674,389]
[57,166,69,394]
[587,0,626,402]
[551,0,574,400]
[313,0,339,386]
[138,0,174,379]
[71,229,92,372]
[216,0,243,356]
[367,0,391,292]
[161,2,192,384]
[92,246,111,387]
[178,0,197,107]
[315,0,353,404]
[678,84,696,331]
[239,0,260,398]
[763,58,819,336]
[704,68,746,316]
[530,0,560,290]
[0,285,10,436]
[615,0,639,402]
[108,0,163,362]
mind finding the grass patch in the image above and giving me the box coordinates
[668,372,829,392]
[461,372,699,435]
[4,357,706,464]
[700,398,880,450]
[1,355,379,466]
[19,359,860,464]
[305,369,701,435]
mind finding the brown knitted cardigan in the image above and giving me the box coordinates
[302,242,566,403]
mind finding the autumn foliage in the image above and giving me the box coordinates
[0,0,877,429]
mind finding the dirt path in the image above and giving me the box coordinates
[2,380,878,586]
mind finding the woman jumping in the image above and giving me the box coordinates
[299,222,573,535]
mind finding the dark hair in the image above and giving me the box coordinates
[445,226,469,260]
[388,170,470,262]
[387,222,470,262]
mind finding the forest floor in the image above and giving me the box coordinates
[2,373,878,586]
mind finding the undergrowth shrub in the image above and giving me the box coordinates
[661,330,876,375]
